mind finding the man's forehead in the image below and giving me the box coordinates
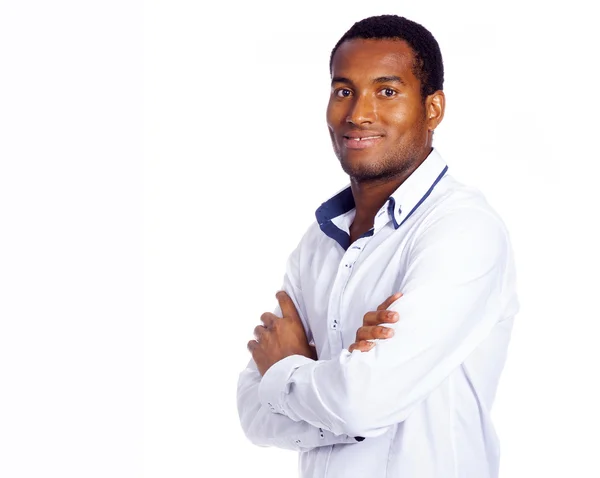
[331,38,416,75]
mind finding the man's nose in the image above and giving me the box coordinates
[346,93,377,125]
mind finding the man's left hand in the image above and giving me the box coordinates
[248,291,314,376]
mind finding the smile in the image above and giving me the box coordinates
[345,135,382,141]
[343,135,383,149]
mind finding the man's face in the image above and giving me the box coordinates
[327,39,432,182]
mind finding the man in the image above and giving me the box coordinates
[237,14,518,478]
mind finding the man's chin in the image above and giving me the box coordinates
[340,160,387,183]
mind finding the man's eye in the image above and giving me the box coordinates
[336,89,352,98]
[381,88,397,97]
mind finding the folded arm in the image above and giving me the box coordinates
[237,238,359,450]
[237,357,359,450]
[258,208,517,438]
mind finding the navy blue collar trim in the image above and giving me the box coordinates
[315,187,355,225]
[398,165,448,228]
[315,187,355,250]
[315,165,448,250]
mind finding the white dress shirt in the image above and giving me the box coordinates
[237,149,519,478]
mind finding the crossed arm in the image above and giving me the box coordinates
[237,208,514,444]
[236,277,396,450]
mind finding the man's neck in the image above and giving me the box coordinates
[348,148,432,243]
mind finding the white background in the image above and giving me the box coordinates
[1,0,599,477]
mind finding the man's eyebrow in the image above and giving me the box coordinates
[372,75,405,85]
[331,76,353,86]
[331,76,406,86]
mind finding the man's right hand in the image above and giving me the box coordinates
[348,292,403,352]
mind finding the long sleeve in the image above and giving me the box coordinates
[236,234,359,450]
[258,206,519,438]
[237,358,359,450]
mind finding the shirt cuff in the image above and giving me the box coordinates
[258,354,314,416]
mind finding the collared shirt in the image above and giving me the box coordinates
[237,149,519,478]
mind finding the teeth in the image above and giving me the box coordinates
[351,136,379,141]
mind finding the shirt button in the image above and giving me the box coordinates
[295,439,302,444]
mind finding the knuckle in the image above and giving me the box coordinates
[355,327,367,340]
[357,340,373,352]
[380,310,397,322]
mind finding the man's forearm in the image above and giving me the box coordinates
[237,360,359,450]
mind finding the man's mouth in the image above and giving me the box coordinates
[343,135,384,150]
[344,135,382,141]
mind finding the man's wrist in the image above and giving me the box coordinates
[259,354,314,416]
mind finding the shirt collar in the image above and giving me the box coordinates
[315,148,448,249]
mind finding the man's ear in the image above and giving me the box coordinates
[426,90,445,132]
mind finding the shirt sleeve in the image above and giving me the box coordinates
[237,358,360,450]
[236,230,360,450]
[258,206,518,438]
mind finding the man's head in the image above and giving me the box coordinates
[330,15,444,102]
[327,15,445,183]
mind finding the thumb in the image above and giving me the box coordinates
[276,290,301,321]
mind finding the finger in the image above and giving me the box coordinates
[363,309,399,326]
[349,340,375,353]
[356,325,394,342]
[254,325,267,341]
[276,290,301,321]
[377,292,403,311]
[260,312,278,328]
[247,339,258,353]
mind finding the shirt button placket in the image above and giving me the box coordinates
[332,244,359,335]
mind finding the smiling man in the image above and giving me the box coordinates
[237,15,518,478]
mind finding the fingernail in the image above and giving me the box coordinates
[384,328,394,337]
[387,312,398,321]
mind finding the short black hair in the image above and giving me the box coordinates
[329,15,444,100]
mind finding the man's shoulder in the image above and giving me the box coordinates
[434,175,505,220]
[296,221,323,250]
[418,174,511,241]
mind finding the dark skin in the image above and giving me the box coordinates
[248,292,314,376]
[248,38,445,374]
[348,292,402,353]
[248,291,402,376]
[327,39,445,242]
